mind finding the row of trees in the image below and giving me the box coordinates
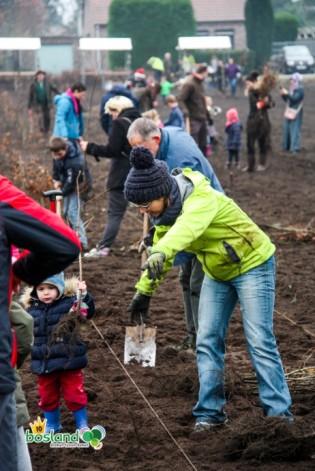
[107,0,302,70]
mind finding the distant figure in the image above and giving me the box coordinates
[142,109,163,128]
[164,95,184,129]
[160,76,174,103]
[28,70,59,134]
[280,73,304,154]
[181,51,196,75]
[53,82,86,140]
[177,64,209,155]
[225,58,241,97]
[225,108,242,169]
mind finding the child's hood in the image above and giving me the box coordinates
[20,276,79,309]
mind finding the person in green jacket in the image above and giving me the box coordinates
[125,146,292,432]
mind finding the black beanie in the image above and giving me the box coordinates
[124,147,173,204]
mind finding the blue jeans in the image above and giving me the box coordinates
[0,393,18,471]
[229,77,237,97]
[63,193,88,248]
[283,111,303,153]
[193,256,292,423]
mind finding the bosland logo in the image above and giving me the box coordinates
[26,416,106,449]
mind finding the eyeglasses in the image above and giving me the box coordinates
[130,201,152,209]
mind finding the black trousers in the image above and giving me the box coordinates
[100,189,128,248]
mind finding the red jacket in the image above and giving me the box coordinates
[0,175,81,395]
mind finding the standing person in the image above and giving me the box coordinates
[0,175,81,471]
[49,137,89,250]
[164,95,185,129]
[28,70,59,135]
[244,71,275,172]
[53,83,86,140]
[125,147,292,431]
[225,108,242,169]
[177,64,209,156]
[225,58,240,98]
[21,274,95,432]
[81,96,141,258]
[280,73,304,154]
[160,76,174,103]
[216,59,226,94]
[127,117,223,351]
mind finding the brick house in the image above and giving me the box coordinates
[83,0,247,49]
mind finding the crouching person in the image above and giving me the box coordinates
[125,147,292,432]
[21,273,95,432]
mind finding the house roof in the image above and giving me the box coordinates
[83,0,245,34]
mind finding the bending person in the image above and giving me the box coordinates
[125,147,292,432]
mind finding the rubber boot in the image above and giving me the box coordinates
[44,408,61,432]
[73,407,89,430]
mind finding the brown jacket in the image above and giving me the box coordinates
[177,75,207,121]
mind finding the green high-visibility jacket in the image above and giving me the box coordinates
[136,168,275,295]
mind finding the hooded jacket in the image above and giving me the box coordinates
[136,168,275,295]
[100,85,139,134]
[86,107,141,191]
[0,175,80,394]
[21,277,95,375]
[157,126,223,193]
[53,93,84,139]
[52,140,85,196]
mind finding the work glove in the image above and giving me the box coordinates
[142,252,166,280]
[127,292,151,324]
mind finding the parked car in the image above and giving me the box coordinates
[281,45,315,74]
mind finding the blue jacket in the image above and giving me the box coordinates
[157,127,223,193]
[164,106,185,129]
[225,122,242,151]
[53,93,84,139]
[25,284,95,375]
[100,85,139,134]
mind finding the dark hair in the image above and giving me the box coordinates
[71,82,86,93]
[35,70,46,77]
[196,64,208,74]
[246,71,259,83]
[48,137,67,152]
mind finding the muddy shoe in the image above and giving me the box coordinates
[173,334,196,352]
[84,246,110,258]
[193,418,228,433]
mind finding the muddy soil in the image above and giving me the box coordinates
[7,81,315,470]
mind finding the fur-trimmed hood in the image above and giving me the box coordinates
[20,276,79,309]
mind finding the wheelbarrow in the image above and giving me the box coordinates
[124,214,157,367]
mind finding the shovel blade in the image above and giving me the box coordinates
[124,325,157,367]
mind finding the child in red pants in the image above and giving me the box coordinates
[21,272,95,432]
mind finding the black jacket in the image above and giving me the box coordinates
[0,176,80,394]
[86,107,141,191]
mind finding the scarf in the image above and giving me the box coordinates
[151,177,182,227]
[66,88,80,115]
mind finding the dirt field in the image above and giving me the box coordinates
[3,80,315,470]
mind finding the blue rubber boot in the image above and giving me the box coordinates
[44,408,61,432]
[73,407,89,430]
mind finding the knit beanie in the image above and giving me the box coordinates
[32,272,65,299]
[124,147,173,204]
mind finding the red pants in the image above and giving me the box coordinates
[38,370,87,412]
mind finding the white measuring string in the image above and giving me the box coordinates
[90,320,198,471]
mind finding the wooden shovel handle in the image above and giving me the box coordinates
[141,213,150,266]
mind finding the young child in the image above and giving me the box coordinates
[142,109,163,128]
[21,272,95,432]
[225,108,242,169]
[49,137,88,250]
[164,95,184,129]
[160,76,174,103]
